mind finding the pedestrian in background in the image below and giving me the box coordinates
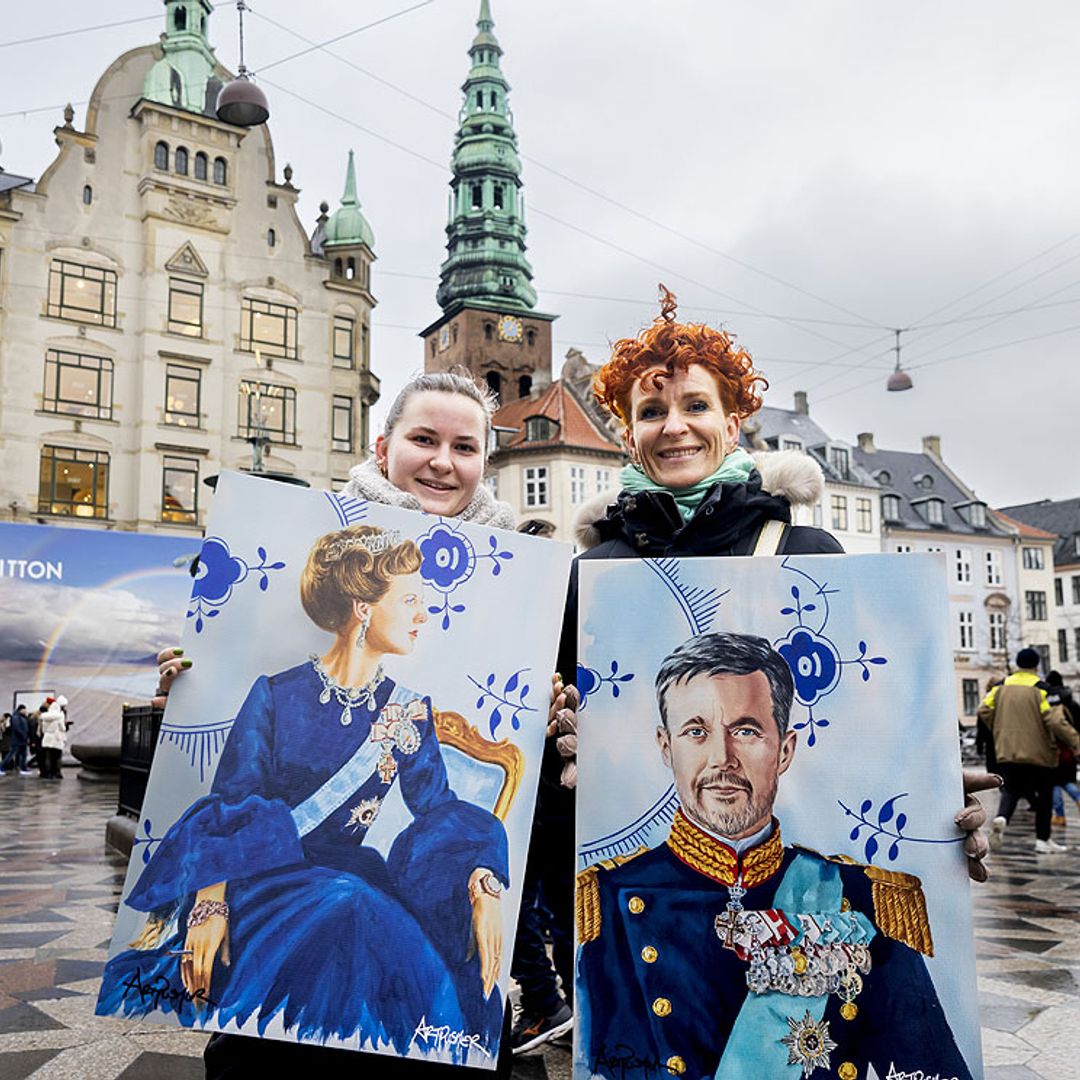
[1045,671,1080,826]
[38,697,67,781]
[0,706,33,776]
[982,649,1080,854]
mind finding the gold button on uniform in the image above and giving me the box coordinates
[628,896,645,914]
[840,1002,858,1021]
[665,1055,685,1075]
[641,945,658,963]
[652,997,672,1017]
[838,1063,857,1080]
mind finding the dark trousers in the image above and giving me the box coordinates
[42,747,62,779]
[510,814,575,1018]
[998,762,1055,840]
[1,744,27,772]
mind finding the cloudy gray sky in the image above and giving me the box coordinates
[2,1,1077,506]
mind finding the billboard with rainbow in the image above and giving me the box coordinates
[0,522,196,748]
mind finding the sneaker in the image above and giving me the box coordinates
[1052,814,1067,827]
[510,1001,573,1055]
[989,815,1007,851]
[1035,838,1068,854]
[18,770,33,777]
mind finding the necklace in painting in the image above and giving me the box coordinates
[310,654,385,727]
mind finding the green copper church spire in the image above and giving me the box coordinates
[436,0,536,313]
[323,149,375,250]
[143,1,219,116]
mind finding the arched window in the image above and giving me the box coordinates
[475,90,483,109]
[213,157,227,185]
[333,258,343,278]
[484,323,494,342]
[526,328,536,347]
[518,375,532,398]
[194,152,208,181]
[82,185,93,206]
[490,91,498,109]
[267,228,276,248]
[471,183,483,210]
[175,147,189,176]
[493,185,504,210]
[175,7,187,30]
[485,371,501,401]
[346,257,356,281]
[154,141,169,170]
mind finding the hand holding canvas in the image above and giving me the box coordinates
[467,869,502,999]
[180,882,229,1002]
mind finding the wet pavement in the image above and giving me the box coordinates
[0,772,1075,1079]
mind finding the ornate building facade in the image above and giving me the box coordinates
[0,0,378,534]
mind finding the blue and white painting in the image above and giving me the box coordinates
[97,471,572,1069]
[574,554,981,1080]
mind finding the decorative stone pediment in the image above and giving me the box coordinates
[165,241,209,278]
[163,197,218,230]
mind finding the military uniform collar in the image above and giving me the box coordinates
[666,809,784,888]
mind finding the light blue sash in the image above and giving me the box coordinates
[714,854,843,1079]
[290,685,422,838]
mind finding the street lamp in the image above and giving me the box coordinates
[217,2,269,127]
[886,328,913,392]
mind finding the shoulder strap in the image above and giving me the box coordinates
[751,519,787,556]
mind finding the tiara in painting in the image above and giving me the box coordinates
[326,530,402,561]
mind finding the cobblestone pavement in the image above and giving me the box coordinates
[0,774,1075,1078]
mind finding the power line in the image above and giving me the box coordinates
[0,13,161,50]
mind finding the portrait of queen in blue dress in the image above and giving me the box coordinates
[97,525,509,1063]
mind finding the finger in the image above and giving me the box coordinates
[955,798,986,831]
[156,647,184,665]
[962,769,1003,795]
[556,709,577,736]
[556,733,577,760]
[967,857,989,884]
[964,830,989,861]
[180,955,194,997]
[546,719,558,738]
[561,761,578,789]
[564,685,581,710]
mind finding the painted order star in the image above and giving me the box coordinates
[780,1011,838,1077]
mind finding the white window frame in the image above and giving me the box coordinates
[954,548,972,585]
[524,466,549,509]
[1022,546,1045,571]
[989,611,1006,651]
[958,610,975,651]
[985,550,1003,587]
[570,465,586,505]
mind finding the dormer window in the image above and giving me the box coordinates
[957,501,987,529]
[828,445,850,480]
[781,437,803,452]
[913,473,934,490]
[524,416,557,442]
[913,497,945,526]
[874,469,892,486]
[881,494,902,521]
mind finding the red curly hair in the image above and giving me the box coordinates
[594,285,767,424]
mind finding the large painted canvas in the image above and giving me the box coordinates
[574,554,981,1080]
[96,472,572,1068]
[0,522,195,734]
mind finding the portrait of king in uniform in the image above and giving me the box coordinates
[576,631,974,1080]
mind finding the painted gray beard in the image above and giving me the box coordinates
[684,775,777,840]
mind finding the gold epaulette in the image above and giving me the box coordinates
[864,865,934,957]
[575,847,648,945]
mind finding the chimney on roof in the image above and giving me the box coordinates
[793,390,808,415]
[856,432,875,453]
[922,435,941,458]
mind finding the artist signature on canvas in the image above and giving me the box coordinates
[411,1016,490,1058]
[886,1067,960,1080]
[119,970,215,1014]
[593,1044,668,1078]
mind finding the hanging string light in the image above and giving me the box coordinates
[217,1,269,127]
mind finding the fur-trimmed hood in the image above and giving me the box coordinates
[573,449,826,551]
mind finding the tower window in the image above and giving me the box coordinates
[526,329,535,346]
[484,323,494,342]
[518,375,532,398]
[485,371,502,401]
[471,183,483,210]
[267,228,276,248]
[194,152,208,180]
[82,185,93,205]
[493,185,504,210]
[175,146,189,176]
[346,257,356,280]
[475,90,483,109]
[213,157,227,185]
[154,141,169,170]
[333,258,343,278]
[490,91,497,108]
[175,7,187,31]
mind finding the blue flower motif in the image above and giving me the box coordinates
[776,628,840,706]
[192,538,246,603]
[419,525,475,590]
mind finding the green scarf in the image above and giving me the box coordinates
[620,447,756,523]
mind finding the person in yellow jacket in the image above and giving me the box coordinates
[979,648,1080,854]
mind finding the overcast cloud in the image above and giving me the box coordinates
[2,1,1077,505]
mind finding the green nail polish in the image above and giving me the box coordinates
[174,648,184,656]
[180,659,193,668]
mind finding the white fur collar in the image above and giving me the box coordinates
[572,450,825,550]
